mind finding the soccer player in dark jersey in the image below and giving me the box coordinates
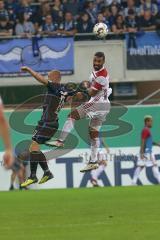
[20,66,76,187]
[132,115,160,185]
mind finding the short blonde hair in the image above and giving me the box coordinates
[144,115,153,123]
[48,70,61,82]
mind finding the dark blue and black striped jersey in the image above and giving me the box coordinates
[40,81,76,123]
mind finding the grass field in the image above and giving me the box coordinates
[0,186,160,240]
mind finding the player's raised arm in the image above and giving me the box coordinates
[21,66,48,85]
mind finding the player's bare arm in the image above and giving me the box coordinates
[83,80,100,97]
[153,142,160,147]
[88,88,99,97]
[140,139,145,159]
[101,138,110,154]
[0,103,14,168]
[21,66,48,85]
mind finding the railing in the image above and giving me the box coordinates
[0,30,157,40]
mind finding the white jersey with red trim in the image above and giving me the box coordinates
[77,66,111,121]
[89,66,111,102]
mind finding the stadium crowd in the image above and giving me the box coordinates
[0,0,160,36]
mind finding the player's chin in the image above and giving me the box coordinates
[94,66,100,71]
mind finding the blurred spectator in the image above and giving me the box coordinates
[97,12,110,26]
[105,0,121,6]
[77,12,93,33]
[58,11,77,35]
[63,0,80,19]
[0,16,13,36]
[140,0,158,16]
[156,10,160,35]
[15,12,35,37]
[109,4,119,26]
[5,0,17,24]
[42,14,58,35]
[157,0,160,12]
[112,14,126,33]
[126,9,139,48]
[101,6,111,18]
[0,0,9,19]
[16,0,36,20]
[124,0,140,17]
[35,1,52,27]
[140,9,156,31]
[52,0,63,23]
[95,0,105,13]
[126,9,139,31]
[84,0,97,24]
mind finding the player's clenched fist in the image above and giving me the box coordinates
[21,66,30,72]
[3,149,14,169]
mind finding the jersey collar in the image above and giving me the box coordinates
[93,66,105,74]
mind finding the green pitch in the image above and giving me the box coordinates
[0,186,160,240]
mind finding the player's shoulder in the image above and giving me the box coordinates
[95,67,108,78]
[48,81,61,89]
[142,127,150,132]
[141,127,151,136]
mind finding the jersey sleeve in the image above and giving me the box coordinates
[91,76,106,91]
[141,128,150,140]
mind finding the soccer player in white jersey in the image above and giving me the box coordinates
[52,52,112,172]
[132,115,160,185]
[0,96,14,168]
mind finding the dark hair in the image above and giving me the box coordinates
[17,12,25,24]
[81,12,89,18]
[116,14,123,21]
[128,9,135,15]
[94,52,105,61]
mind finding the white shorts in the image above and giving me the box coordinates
[77,98,110,130]
[137,153,157,167]
[97,151,108,161]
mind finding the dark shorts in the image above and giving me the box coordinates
[32,120,59,144]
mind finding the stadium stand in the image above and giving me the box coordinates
[0,0,159,36]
